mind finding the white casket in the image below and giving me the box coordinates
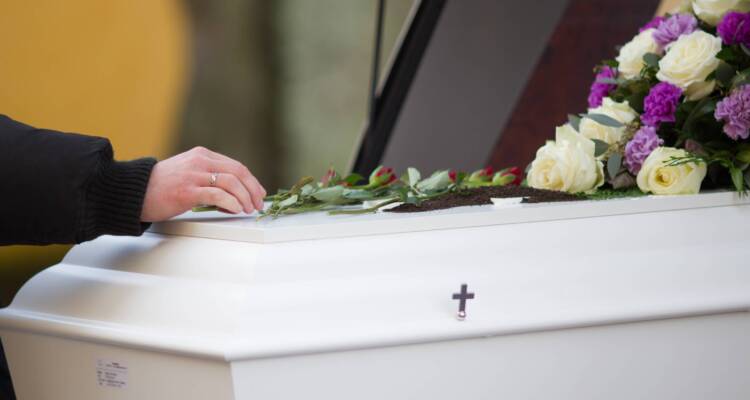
[1,192,750,399]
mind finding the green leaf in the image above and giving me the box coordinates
[592,139,610,157]
[717,46,741,64]
[731,166,745,192]
[602,59,619,68]
[715,62,736,86]
[595,77,620,85]
[416,170,452,191]
[642,52,660,68]
[741,43,750,57]
[343,188,379,200]
[582,113,624,128]
[407,167,421,186]
[300,184,315,196]
[730,68,750,89]
[682,97,716,134]
[278,194,299,208]
[344,173,364,186]
[568,114,581,131]
[607,153,623,179]
[453,171,467,186]
[328,198,399,215]
[312,186,344,202]
[744,169,750,188]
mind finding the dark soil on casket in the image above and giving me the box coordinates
[387,186,583,213]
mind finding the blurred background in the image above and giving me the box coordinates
[0,0,414,306]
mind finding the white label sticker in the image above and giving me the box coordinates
[96,359,128,389]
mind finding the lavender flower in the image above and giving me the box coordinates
[624,126,664,175]
[587,66,617,108]
[652,14,698,48]
[717,11,750,47]
[640,16,666,32]
[641,82,683,127]
[715,85,750,140]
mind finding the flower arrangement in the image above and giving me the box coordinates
[528,0,750,196]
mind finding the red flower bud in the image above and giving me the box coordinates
[492,166,523,186]
[468,166,494,184]
[369,166,397,187]
[504,166,522,185]
[449,170,457,182]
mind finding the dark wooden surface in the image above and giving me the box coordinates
[487,0,660,169]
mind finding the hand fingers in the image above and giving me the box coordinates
[199,149,267,198]
[194,187,243,214]
[196,172,255,213]
[204,158,266,210]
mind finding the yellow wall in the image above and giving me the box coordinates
[0,1,190,306]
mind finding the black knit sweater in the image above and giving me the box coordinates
[0,115,156,245]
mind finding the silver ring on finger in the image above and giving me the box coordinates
[209,172,219,186]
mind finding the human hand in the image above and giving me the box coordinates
[140,147,267,222]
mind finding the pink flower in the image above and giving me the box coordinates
[321,167,339,187]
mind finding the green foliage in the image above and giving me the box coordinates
[642,52,660,69]
[607,153,623,180]
[601,59,619,69]
[609,77,654,113]
[714,62,736,88]
[582,113,624,128]
[584,187,646,200]
[194,166,525,219]
[592,139,610,158]
[568,114,581,131]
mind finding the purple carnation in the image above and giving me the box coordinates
[624,126,664,175]
[715,85,750,140]
[652,14,698,48]
[717,11,750,47]
[641,82,682,127]
[587,66,617,108]
[640,16,666,32]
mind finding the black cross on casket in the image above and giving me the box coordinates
[452,283,475,321]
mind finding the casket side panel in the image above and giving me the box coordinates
[229,311,750,400]
[1,330,234,400]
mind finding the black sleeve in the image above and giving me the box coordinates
[0,115,157,245]
[0,340,15,400]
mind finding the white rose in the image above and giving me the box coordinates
[527,124,605,194]
[693,0,750,25]
[656,30,721,100]
[676,0,694,12]
[616,29,662,79]
[636,147,707,194]
[579,97,638,146]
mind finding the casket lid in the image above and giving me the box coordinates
[150,191,747,243]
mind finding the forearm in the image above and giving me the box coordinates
[0,115,156,245]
